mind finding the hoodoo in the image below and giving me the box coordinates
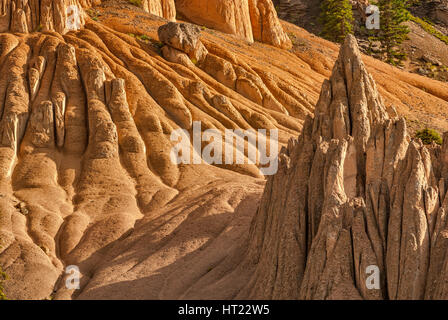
[174,0,292,48]
[0,0,93,33]
[0,0,447,301]
[241,34,448,300]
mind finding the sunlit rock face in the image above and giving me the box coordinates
[0,0,100,34]
[143,0,176,21]
[174,0,292,49]
[0,0,447,301]
[242,35,448,300]
[0,0,290,48]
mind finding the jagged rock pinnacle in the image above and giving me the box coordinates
[240,34,448,300]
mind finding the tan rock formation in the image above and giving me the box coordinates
[143,0,176,21]
[174,0,291,48]
[0,0,178,35]
[158,22,291,115]
[0,0,289,47]
[240,34,448,300]
[272,0,308,25]
[0,2,447,300]
[0,4,304,299]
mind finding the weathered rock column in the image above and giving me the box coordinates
[240,34,448,300]
[0,0,93,34]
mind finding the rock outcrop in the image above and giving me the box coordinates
[241,34,448,300]
[0,2,448,300]
[0,0,176,35]
[248,0,292,49]
[0,0,99,34]
[158,21,294,116]
[0,0,290,47]
[143,0,176,21]
[433,0,448,25]
[174,0,254,43]
[272,0,308,25]
[0,3,306,299]
[158,22,208,66]
[174,0,292,49]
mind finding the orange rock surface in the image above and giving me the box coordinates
[175,0,292,48]
[0,0,447,300]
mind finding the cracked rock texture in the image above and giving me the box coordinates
[143,0,176,20]
[241,35,448,300]
[174,0,292,48]
[0,0,289,48]
[0,0,101,33]
[0,1,447,300]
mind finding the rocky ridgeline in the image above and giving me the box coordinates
[175,0,292,49]
[242,34,448,300]
[142,0,176,20]
[0,0,291,49]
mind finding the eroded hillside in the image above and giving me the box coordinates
[0,0,447,300]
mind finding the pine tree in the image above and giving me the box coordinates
[371,0,411,66]
[319,0,354,43]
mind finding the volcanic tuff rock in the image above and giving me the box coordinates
[272,0,308,25]
[433,0,448,25]
[248,0,292,49]
[241,34,448,299]
[158,21,293,117]
[0,0,288,47]
[149,0,292,48]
